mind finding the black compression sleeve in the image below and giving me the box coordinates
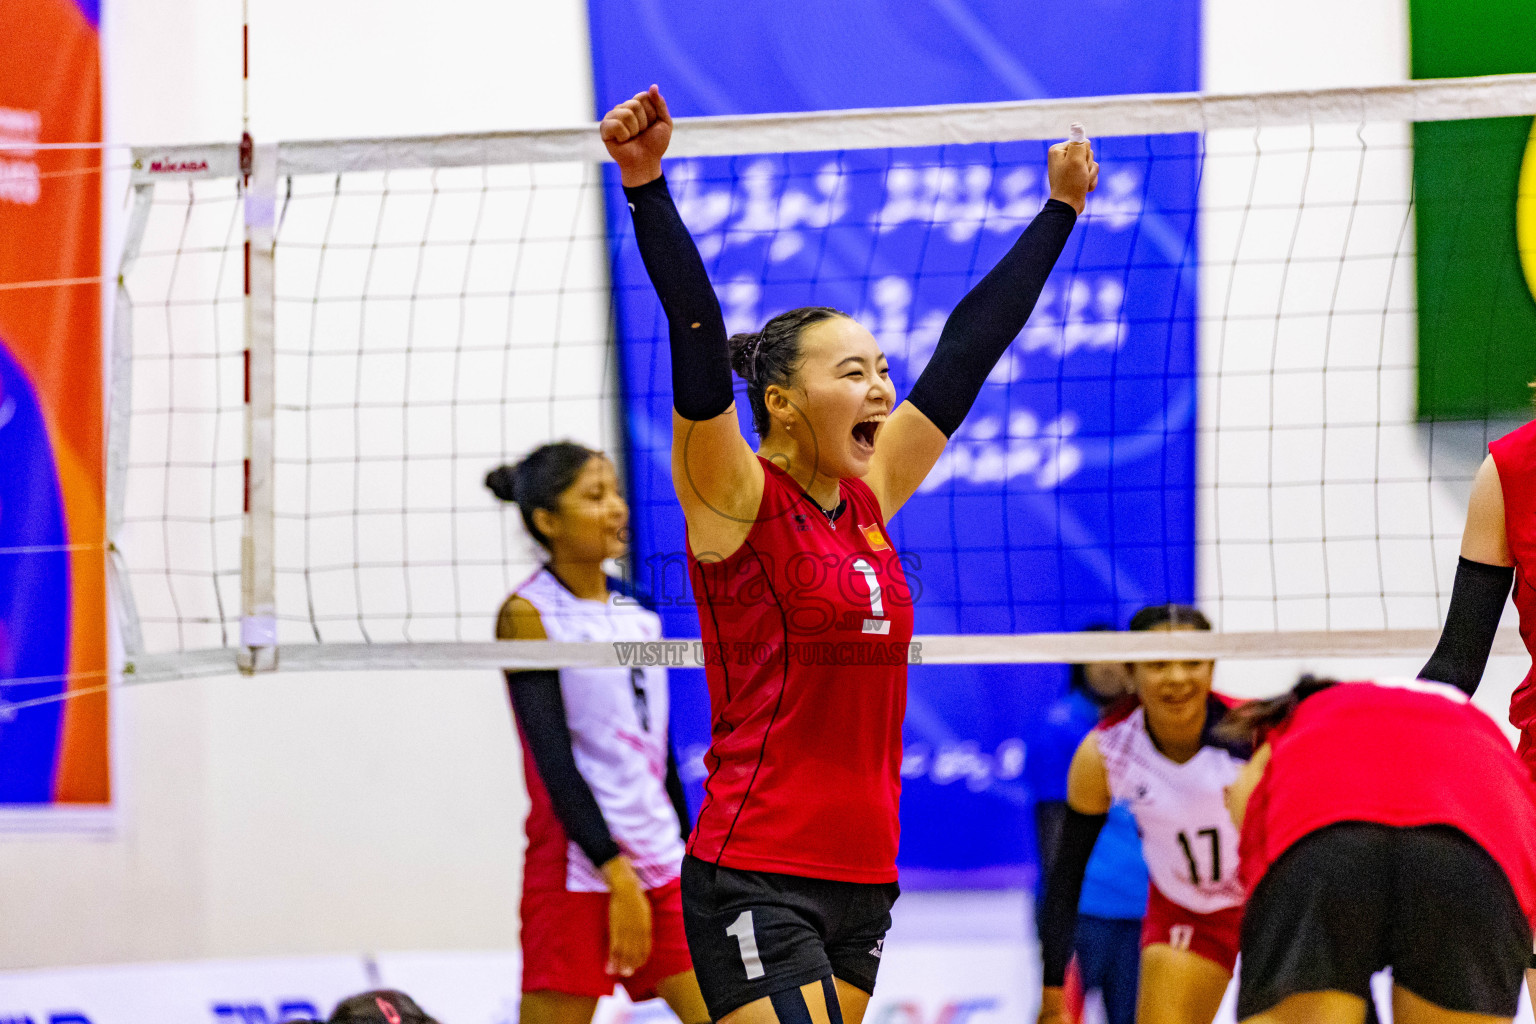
[665,743,693,842]
[1420,556,1515,696]
[623,176,735,421]
[1033,800,1067,936]
[505,669,622,868]
[1038,807,1106,987]
[906,199,1078,437]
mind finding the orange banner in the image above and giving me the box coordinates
[0,0,109,804]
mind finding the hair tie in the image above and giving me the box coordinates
[747,333,767,385]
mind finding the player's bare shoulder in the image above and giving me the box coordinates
[1066,731,1112,815]
[497,593,547,641]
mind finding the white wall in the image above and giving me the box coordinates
[107,0,598,145]
[0,671,527,967]
[2,0,1491,974]
[1204,0,1409,93]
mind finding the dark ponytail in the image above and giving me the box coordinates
[486,441,600,551]
[1215,674,1340,746]
[484,465,518,503]
[729,305,847,438]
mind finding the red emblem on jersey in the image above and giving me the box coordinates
[861,523,890,551]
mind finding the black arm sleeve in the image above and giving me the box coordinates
[505,669,622,868]
[1038,807,1106,987]
[1033,800,1067,938]
[623,176,735,422]
[1420,556,1515,696]
[665,743,693,842]
[906,199,1078,437]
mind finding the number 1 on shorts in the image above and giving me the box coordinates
[726,910,766,979]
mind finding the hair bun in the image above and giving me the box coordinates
[728,331,762,382]
[485,465,518,503]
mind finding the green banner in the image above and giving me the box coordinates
[1411,0,1536,420]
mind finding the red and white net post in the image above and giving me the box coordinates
[238,142,278,672]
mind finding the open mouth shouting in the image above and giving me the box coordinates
[852,413,887,454]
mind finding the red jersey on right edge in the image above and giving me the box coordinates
[686,458,915,885]
[1490,420,1536,772]
[1240,679,1536,924]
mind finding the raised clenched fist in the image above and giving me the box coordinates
[1047,136,1099,215]
[600,85,673,188]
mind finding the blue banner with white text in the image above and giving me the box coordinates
[590,0,1199,887]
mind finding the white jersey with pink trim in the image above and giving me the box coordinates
[517,568,685,892]
[1095,701,1247,914]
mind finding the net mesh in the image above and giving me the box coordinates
[118,177,246,652]
[120,164,619,654]
[111,76,1536,674]
[1200,119,1429,633]
[269,163,615,644]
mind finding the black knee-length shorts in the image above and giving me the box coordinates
[680,855,899,1021]
[1238,822,1531,1020]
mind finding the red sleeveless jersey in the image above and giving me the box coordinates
[1239,679,1536,923]
[1489,420,1536,765]
[687,458,915,883]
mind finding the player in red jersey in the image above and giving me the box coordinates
[1420,426,1531,760]
[1419,423,1536,987]
[601,85,1096,1024]
[1037,605,1251,1024]
[1222,676,1536,1024]
[492,443,708,1024]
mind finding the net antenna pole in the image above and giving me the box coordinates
[239,0,278,673]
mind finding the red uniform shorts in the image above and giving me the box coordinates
[1140,883,1243,974]
[521,877,694,1001]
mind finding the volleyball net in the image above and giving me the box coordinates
[110,73,1536,681]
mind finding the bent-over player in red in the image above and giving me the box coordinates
[1225,676,1536,1024]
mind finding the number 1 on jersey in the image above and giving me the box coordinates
[851,557,889,635]
[726,910,766,979]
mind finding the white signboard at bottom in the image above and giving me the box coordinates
[0,954,370,1023]
[0,940,1030,1024]
[4,943,1523,1024]
[381,941,1029,1024]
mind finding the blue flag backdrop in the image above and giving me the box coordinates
[589,0,1200,886]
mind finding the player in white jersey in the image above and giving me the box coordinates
[1038,605,1251,1024]
[490,443,708,1024]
